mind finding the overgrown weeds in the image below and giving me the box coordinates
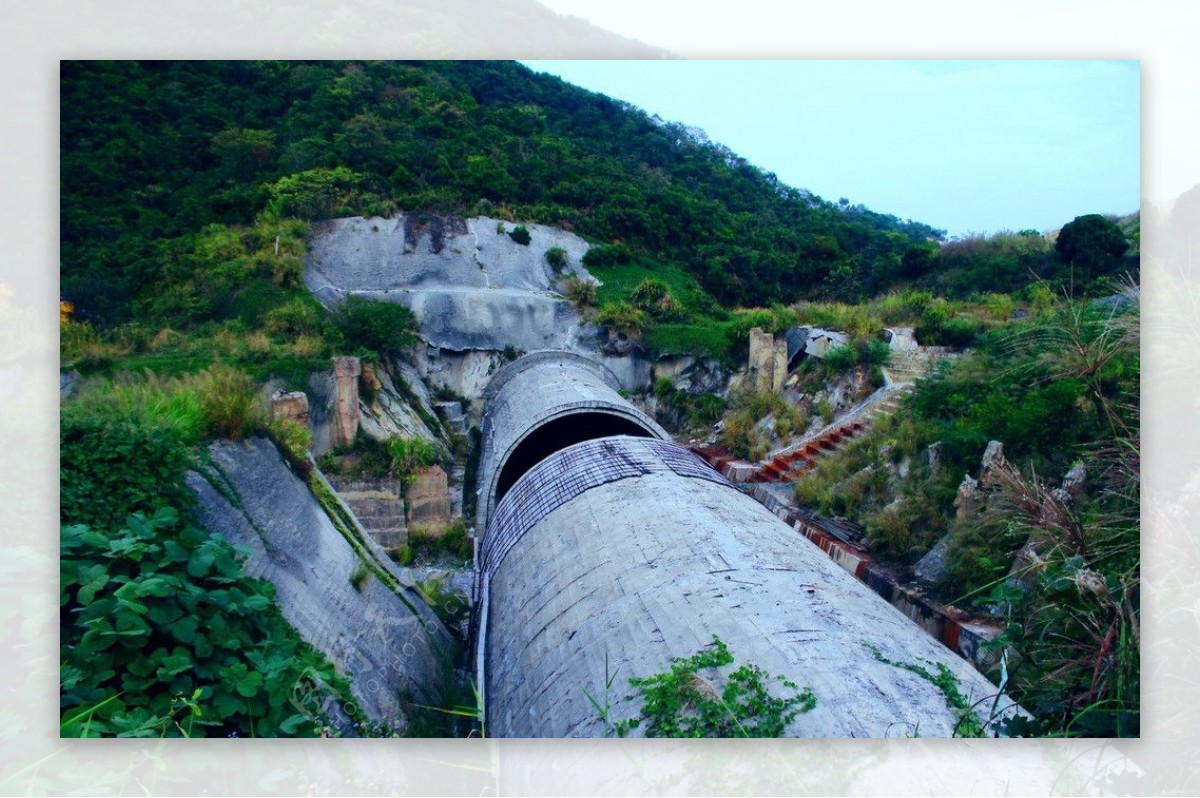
[64,363,266,446]
[603,636,816,737]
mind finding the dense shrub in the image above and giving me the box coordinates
[561,275,597,309]
[264,296,323,337]
[581,243,633,269]
[330,296,418,356]
[61,414,194,530]
[597,302,649,338]
[266,167,368,220]
[60,400,349,737]
[1055,214,1129,283]
[544,246,568,271]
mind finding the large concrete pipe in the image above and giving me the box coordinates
[475,350,669,531]
[474,352,1016,737]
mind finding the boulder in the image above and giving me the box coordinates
[1052,462,1087,504]
[913,533,953,584]
[270,389,310,427]
[979,440,1008,489]
[954,474,983,522]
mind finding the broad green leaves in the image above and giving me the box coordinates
[61,417,351,737]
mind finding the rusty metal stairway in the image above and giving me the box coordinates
[754,420,868,483]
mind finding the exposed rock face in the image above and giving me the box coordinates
[978,440,1008,489]
[914,533,953,583]
[357,365,446,454]
[331,356,362,448]
[360,360,383,396]
[186,438,452,729]
[1051,462,1087,504]
[655,355,729,395]
[748,327,788,393]
[304,214,596,353]
[270,389,310,427]
[406,465,452,531]
[595,352,654,393]
[411,345,504,414]
[433,401,467,435]
[954,474,983,522]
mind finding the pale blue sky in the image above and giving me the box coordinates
[522,60,1140,238]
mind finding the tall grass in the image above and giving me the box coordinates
[65,364,266,445]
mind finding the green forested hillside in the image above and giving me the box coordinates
[61,60,956,324]
[58,60,1139,739]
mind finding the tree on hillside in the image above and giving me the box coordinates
[1055,214,1129,285]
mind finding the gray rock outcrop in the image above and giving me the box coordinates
[1051,462,1087,504]
[914,533,953,584]
[978,440,1009,489]
[187,438,453,730]
[304,214,597,354]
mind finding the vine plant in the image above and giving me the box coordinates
[598,636,816,738]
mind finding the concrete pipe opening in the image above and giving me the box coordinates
[494,412,655,506]
[476,351,668,531]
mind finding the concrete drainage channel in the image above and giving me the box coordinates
[469,350,1019,738]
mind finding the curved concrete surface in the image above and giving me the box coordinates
[479,436,1018,737]
[475,351,668,531]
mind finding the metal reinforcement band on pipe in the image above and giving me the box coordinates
[475,350,669,532]
[474,352,1019,738]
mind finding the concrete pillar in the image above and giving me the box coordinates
[770,335,788,392]
[331,356,362,448]
[748,327,788,393]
